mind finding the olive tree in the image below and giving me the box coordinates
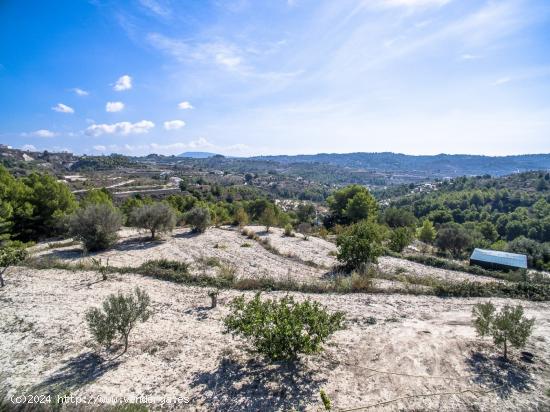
[297,222,312,240]
[86,287,151,354]
[185,206,211,233]
[68,204,122,252]
[131,203,176,239]
[0,246,27,287]
[260,207,277,233]
[472,302,535,360]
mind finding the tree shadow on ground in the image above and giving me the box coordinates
[183,306,212,321]
[466,351,534,398]
[32,352,120,394]
[113,237,163,252]
[174,231,201,239]
[190,357,326,411]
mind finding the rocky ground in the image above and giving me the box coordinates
[1,265,549,411]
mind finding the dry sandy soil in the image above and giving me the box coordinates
[32,226,501,286]
[1,267,549,411]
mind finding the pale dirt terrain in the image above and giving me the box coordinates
[32,226,501,286]
[1,268,549,411]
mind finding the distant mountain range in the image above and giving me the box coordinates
[178,151,219,158]
[251,152,550,177]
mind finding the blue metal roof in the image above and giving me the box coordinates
[470,248,527,269]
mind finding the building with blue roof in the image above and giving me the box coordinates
[470,248,528,271]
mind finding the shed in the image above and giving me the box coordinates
[470,248,527,271]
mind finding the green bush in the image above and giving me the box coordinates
[284,223,293,237]
[85,287,151,354]
[472,302,535,360]
[336,221,384,271]
[389,227,413,253]
[224,293,345,361]
[0,245,27,287]
[68,204,122,252]
[185,206,211,233]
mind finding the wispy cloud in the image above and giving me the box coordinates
[113,75,132,91]
[22,129,57,138]
[52,103,74,114]
[106,101,125,112]
[139,0,171,18]
[147,33,246,72]
[164,120,186,130]
[494,76,512,86]
[71,87,89,96]
[85,120,154,136]
[21,144,37,151]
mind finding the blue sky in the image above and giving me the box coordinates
[1,0,550,156]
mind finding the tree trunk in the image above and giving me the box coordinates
[123,333,129,354]
[503,338,507,361]
[0,267,7,287]
[151,229,156,240]
[211,295,217,308]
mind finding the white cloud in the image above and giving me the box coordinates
[52,103,75,114]
[71,88,89,96]
[21,144,37,151]
[29,129,57,138]
[460,53,480,60]
[93,145,107,152]
[148,33,246,72]
[494,76,511,86]
[381,0,451,8]
[106,101,125,112]
[85,120,155,136]
[113,75,132,91]
[164,120,186,130]
[178,101,194,110]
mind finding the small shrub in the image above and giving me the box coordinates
[224,293,345,361]
[320,389,332,411]
[140,259,189,273]
[131,203,176,239]
[241,242,252,247]
[472,302,535,360]
[234,207,249,228]
[318,227,329,239]
[85,287,151,354]
[284,223,293,237]
[0,245,27,287]
[68,204,122,252]
[297,222,312,240]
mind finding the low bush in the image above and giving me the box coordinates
[0,245,27,287]
[224,293,345,360]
